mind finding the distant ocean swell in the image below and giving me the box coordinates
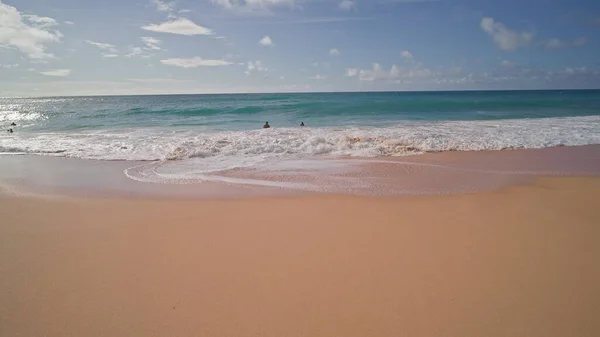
[34,99,600,120]
[4,91,600,127]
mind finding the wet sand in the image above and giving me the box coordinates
[1,175,600,337]
[2,144,600,197]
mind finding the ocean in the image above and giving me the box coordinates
[1,90,600,185]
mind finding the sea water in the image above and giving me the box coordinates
[1,90,600,185]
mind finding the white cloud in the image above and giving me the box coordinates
[121,38,164,58]
[40,69,71,77]
[400,50,413,60]
[247,60,268,72]
[85,41,115,50]
[125,46,150,58]
[339,0,355,11]
[127,78,197,83]
[153,0,175,12]
[467,65,599,85]
[23,15,58,28]
[480,17,533,51]
[102,54,118,58]
[345,68,359,77]
[85,40,117,52]
[560,67,597,76]
[500,59,516,68]
[0,2,62,59]
[142,18,214,36]
[355,63,400,81]
[212,0,294,10]
[160,57,233,68]
[141,37,163,51]
[179,9,192,13]
[85,40,119,57]
[347,63,461,82]
[1,63,19,69]
[64,21,75,25]
[259,35,274,46]
[329,48,340,56]
[310,74,327,80]
[455,65,597,86]
[543,37,587,49]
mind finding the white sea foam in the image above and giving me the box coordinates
[1,116,600,184]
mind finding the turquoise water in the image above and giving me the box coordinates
[2,90,600,132]
[1,90,600,180]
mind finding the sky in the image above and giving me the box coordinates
[1,0,600,96]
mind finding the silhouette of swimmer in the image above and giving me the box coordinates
[7,128,13,133]
[263,122,270,129]
[10,122,16,126]
[300,122,305,127]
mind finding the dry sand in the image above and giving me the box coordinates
[1,177,600,337]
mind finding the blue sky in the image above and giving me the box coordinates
[1,0,600,96]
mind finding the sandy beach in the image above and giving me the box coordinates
[2,0,600,334]
[1,172,600,336]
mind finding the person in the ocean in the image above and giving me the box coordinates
[300,122,305,127]
[263,122,270,129]
[7,128,13,133]
[10,122,16,126]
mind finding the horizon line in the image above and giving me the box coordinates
[1,88,599,99]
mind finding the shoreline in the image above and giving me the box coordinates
[1,144,599,199]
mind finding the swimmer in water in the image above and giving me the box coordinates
[263,122,270,129]
[10,122,16,126]
[300,122,305,127]
[7,128,13,133]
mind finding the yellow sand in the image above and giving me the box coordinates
[1,177,599,337]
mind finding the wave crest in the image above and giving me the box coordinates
[1,116,599,173]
